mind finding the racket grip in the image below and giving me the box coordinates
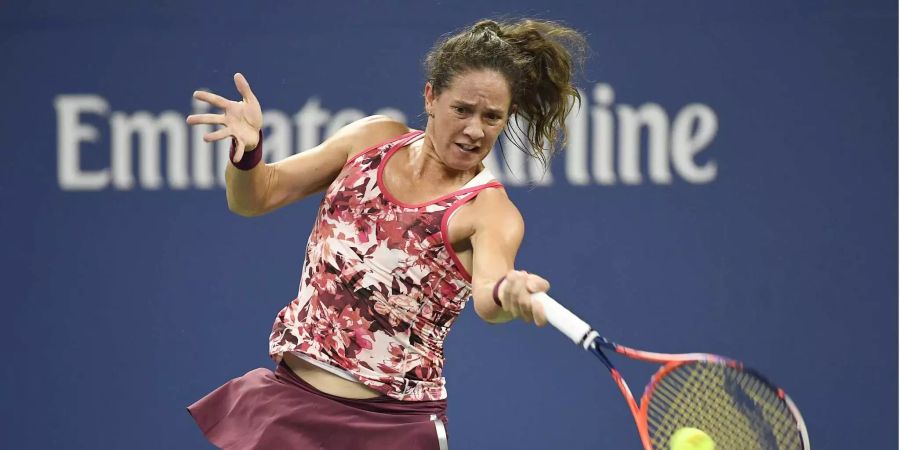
[531,292,594,346]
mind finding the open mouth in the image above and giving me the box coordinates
[456,143,480,153]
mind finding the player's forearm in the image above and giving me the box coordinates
[225,158,274,217]
[472,279,514,324]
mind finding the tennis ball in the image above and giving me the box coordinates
[668,427,716,450]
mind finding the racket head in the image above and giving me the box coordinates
[637,359,810,450]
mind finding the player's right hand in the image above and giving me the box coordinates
[497,270,550,327]
[186,73,263,163]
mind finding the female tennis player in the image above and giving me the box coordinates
[186,19,585,449]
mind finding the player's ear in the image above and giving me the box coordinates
[424,82,435,113]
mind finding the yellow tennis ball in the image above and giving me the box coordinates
[669,427,716,450]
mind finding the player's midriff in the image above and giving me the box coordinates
[282,352,383,399]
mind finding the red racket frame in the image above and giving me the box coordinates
[586,335,809,450]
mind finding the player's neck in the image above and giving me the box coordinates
[408,139,481,188]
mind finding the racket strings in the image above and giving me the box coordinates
[644,362,804,450]
[648,369,763,448]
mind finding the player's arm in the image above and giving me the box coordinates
[468,189,549,325]
[225,115,406,216]
[187,73,408,217]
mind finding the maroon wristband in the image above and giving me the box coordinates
[229,130,264,170]
[492,275,507,306]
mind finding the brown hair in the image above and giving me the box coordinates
[424,18,586,166]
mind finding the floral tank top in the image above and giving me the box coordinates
[269,130,503,401]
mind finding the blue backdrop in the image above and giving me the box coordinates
[2,1,897,449]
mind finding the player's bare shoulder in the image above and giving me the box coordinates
[469,185,524,239]
[341,115,411,162]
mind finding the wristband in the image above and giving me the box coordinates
[229,130,264,170]
[492,275,507,306]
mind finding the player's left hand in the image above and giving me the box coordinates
[186,73,263,163]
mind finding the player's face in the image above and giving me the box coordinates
[424,69,512,171]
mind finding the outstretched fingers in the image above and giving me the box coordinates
[186,113,226,126]
[233,73,257,104]
[203,128,233,143]
[187,75,261,163]
[193,90,230,109]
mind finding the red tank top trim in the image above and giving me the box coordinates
[342,130,423,169]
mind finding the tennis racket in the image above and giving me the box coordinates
[532,292,810,450]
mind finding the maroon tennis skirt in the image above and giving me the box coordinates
[187,362,449,450]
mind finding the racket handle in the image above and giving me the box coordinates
[531,292,594,347]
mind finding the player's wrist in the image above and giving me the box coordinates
[492,275,507,307]
[230,130,264,170]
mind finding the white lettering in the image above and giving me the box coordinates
[671,104,718,183]
[325,108,365,139]
[54,84,718,191]
[494,116,553,186]
[616,103,670,185]
[263,110,292,164]
[110,111,188,190]
[591,84,616,185]
[497,118,527,186]
[55,95,110,190]
[488,83,717,187]
[216,137,230,189]
[294,98,330,152]
[191,96,216,189]
[565,89,589,186]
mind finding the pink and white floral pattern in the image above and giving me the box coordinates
[269,131,502,401]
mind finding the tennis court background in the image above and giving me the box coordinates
[1,1,896,449]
